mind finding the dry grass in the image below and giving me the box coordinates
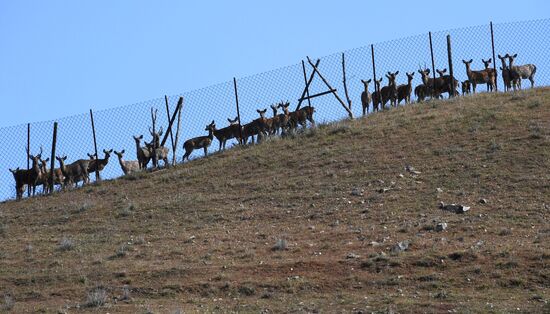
[1,88,549,312]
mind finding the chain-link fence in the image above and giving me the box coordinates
[2,18,549,201]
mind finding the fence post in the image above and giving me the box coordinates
[429,32,436,97]
[27,123,30,197]
[301,60,312,109]
[342,53,352,111]
[296,59,320,111]
[172,98,183,165]
[89,109,100,181]
[233,77,244,145]
[371,44,379,112]
[446,34,456,97]
[164,95,176,160]
[490,21,498,91]
[49,122,58,194]
[160,97,183,147]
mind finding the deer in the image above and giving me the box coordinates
[8,168,27,200]
[242,109,268,144]
[497,54,512,92]
[114,150,140,175]
[418,68,458,99]
[277,102,292,135]
[10,147,44,198]
[145,141,170,168]
[380,71,399,109]
[360,79,372,116]
[288,106,315,130]
[461,80,471,95]
[396,72,414,105]
[182,120,216,162]
[266,104,282,135]
[86,149,113,180]
[56,155,91,188]
[133,135,152,170]
[38,157,64,194]
[370,78,383,111]
[481,58,497,92]
[213,117,242,150]
[414,84,428,102]
[462,59,493,93]
[507,53,536,90]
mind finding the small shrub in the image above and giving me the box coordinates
[115,244,128,258]
[84,288,107,308]
[24,244,33,253]
[58,237,74,251]
[272,239,288,251]
[1,294,14,311]
[133,235,145,245]
[0,222,6,237]
[120,285,130,301]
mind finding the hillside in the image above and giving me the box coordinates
[1,88,549,313]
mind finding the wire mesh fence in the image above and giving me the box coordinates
[2,18,549,201]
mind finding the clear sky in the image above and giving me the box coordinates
[0,0,548,127]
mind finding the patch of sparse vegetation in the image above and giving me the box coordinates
[84,287,107,308]
[1,294,14,311]
[57,237,74,251]
[272,239,288,251]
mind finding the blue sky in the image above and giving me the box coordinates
[0,1,548,127]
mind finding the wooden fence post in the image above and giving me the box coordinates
[89,109,100,181]
[27,123,30,197]
[342,53,352,111]
[447,34,456,97]
[164,95,176,161]
[301,60,312,109]
[296,59,320,111]
[160,97,183,147]
[371,44,379,112]
[49,122,58,194]
[233,77,244,145]
[490,21,498,91]
[172,98,183,165]
[429,32,436,96]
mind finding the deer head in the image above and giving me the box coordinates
[507,53,518,67]
[406,72,415,82]
[114,150,125,159]
[227,117,239,125]
[436,69,447,77]
[482,58,492,69]
[256,109,267,119]
[361,79,372,90]
[205,120,216,132]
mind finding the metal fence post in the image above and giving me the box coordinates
[89,109,100,181]
[27,123,30,197]
[233,77,244,145]
[49,122,58,194]
[447,34,456,97]
[429,32,436,96]
[490,21,498,91]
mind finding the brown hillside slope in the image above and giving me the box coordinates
[0,88,549,313]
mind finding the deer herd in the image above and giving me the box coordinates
[7,52,537,200]
[8,102,316,200]
[360,53,537,114]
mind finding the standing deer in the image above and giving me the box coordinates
[10,148,44,198]
[481,58,497,92]
[213,117,242,150]
[360,79,372,116]
[182,121,216,162]
[396,72,414,105]
[497,54,512,92]
[277,102,291,135]
[242,109,268,144]
[462,59,492,93]
[461,80,471,95]
[435,69,460,97]
[508,53,536,90]
[266,104,281,135]
[87,149,113,180]
[8,168,27,200]
[380,71,399,108]
[133,135,152,170]
[288,106,315,130]
[38,157,64,194]
[114,150,140,175]
[56,156,91,188]
[371,78,383,112]
[145,141,170,168]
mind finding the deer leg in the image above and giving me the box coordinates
[203,147,208,157]
[529,77,534,88]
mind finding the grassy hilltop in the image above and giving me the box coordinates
[0,88,549,313]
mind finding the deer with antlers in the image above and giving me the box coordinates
[182,121,216,162]
[360,79,372,116]
[380,71,399,109]
[114,150,140,175]
[462,59,493,93]
[508,53,537,90]
[56,155,91,188]
[38,157,64,194]
[396,72,415,105]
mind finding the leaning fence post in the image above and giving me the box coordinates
[446,34,456,97]
[172,99,183,165]
[233,77,244,145]
[27,123,30,197]
[301,60,312,109]
[490,21,498,91]
[49,122,58,194]
[342,52,352,111]
[371,44,379,112]
[164,95,176,161]
[160,97,183,147]
[89,109,100,182]
[429,32,436,97]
